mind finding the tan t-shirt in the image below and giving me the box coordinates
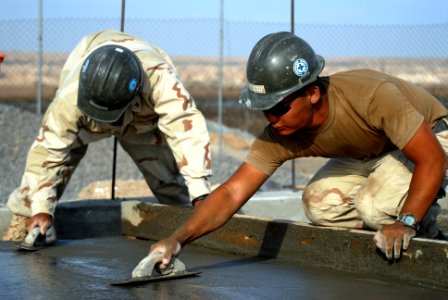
[246,69,448,175]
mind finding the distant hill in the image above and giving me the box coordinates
[1,52,447,107]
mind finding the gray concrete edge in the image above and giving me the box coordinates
[122,200,448,290]
[2,199,448,289]
[0,199,125,240]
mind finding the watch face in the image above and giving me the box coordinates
[397,214,419,231]
[403,215,414,225]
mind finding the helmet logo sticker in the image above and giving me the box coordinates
[248,82,266,94]
[128,78,138,93]
[81,58,90,73]
[293,58,308,77]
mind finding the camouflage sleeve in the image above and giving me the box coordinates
[21,98,84,217]
[149,66,212,200]
[57,31,100,88]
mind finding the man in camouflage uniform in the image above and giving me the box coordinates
[3,30,212,242]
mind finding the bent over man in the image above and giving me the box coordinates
[4,30,212,242]
[143,31,447,268]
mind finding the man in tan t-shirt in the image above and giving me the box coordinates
[133,31,448,272]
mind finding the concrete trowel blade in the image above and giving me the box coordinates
[110,271,201,287]
[14,242,44,252]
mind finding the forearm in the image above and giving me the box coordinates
[25,146,71,216]
[172,184,242,246]
[153,68,212,200]
[399,121,447,221]
[400,156,446,221]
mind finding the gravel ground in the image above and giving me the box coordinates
[0,104,309,205]
[3,104,448,233]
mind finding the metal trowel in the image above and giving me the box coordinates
[110,270,201,286]
[14,226,56,252]
[111,252,200,287]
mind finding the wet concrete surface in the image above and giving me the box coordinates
[1,236,446,300]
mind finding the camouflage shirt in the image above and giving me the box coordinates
[9,30,212,216]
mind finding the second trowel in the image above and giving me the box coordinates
[15,226,56,252]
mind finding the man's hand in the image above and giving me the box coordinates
[26,213,53,235]
[22,213,56,246]
[132,239,183,278]
[373,222,416,260]
[150,237,182,266]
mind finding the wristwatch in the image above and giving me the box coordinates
[396,214,420,231]
[191,194,208,207]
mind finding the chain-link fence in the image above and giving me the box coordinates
[1,19,447,132]
[0,17,447,197]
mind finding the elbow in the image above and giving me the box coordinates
[442,152,448,177]
[435,146,447,180]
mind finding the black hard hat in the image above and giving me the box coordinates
[239,32,325,110]
[77,45,142,122]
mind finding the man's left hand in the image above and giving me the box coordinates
[373,222,416,260]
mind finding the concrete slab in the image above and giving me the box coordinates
[1,236,446,299]
[122,201,448,290]
[2,197,448,296]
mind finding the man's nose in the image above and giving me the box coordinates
[264,113,280,124]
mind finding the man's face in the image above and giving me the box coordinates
[262,90,315,136]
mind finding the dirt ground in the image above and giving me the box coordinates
[78,131,328,199]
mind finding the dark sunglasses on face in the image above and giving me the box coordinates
[263,97,297,116]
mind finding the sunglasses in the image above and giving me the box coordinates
[262,97,297,116]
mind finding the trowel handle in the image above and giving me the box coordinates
[151,251,165,262]
[24,227,41,246]
[24,226,57,246]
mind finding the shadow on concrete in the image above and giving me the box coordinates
[54,199,122,239]
[192,220,288,273]
[258,221,288,258]
[189,256,269,272]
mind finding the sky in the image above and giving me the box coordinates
[1,0,447,25]
[0,0,447,57]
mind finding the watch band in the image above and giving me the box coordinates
[396,214,420,231]
[191,194,208,207]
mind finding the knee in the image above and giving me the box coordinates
[302,186,320,223]
[302,185,364,228]
[302,186,342,225]
[355,193,390,230]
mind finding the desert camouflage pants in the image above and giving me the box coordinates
[302,118,448,231]
[119,140,190,207]
[7,138,190,218]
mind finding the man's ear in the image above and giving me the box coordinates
[308,85,321,104]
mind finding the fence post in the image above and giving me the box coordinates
[290,0,296,191]
[217,0,224,163]
[111,0,127,200]
[37,0,43,115]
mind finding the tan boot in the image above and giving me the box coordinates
[2,214,29,242]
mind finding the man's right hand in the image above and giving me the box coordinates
[26,213,53,236]
[132,238,182,278]
[150,237,182,267]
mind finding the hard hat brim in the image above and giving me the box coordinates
[77,78,131,123]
